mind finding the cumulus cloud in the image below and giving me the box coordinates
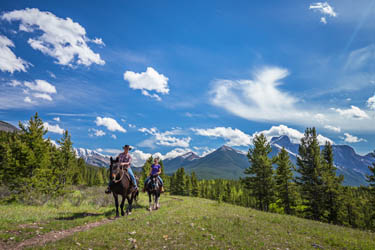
[43,122,64,134]
[128,123,136,128]
[2,8,105,66]
[210,67,309,123]
[252,124,333,145]
[342,133,366,143]
[367,93,375,110]
[24,79,56,93]
[53,117,60,122]
[309,2,337,23]
[332,105,369,119]
[138,127,191,148]
[324,125,341,133]
[91,38,105,46]
[131,150,152,167]
[88,128,106,137]
[95,117,126,133]
[0,35,30,73]
[124,67,169,100]
[192,127,252,147]
[111,134,117,139]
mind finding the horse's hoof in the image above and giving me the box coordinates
[121,212,125,216]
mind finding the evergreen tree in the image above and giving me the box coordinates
[56,130,77,187]
[244,134,274,211]
[275,147,297,215]
[185,174,192,196]
[366,158,375,229]
[223,181,232,203]
[296,127,325,220]
[321,141,344,224]
[175,168,186,195]
[191,171,199,197]
[141,156,153,184]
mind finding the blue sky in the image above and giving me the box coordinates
[1,0,375,162]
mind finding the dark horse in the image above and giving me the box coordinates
[145,175,161,211]
[109,157,138,217]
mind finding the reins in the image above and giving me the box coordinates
[113,167,126,183]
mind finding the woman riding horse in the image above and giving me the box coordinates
[143,157,164,193]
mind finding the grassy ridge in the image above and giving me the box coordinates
[1,187,374,249]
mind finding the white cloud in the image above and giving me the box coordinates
[128,123,136,128]
[24,96,32,103]
[43,122,64,134]
[253,124,333,145]
[162,148,193,160]
[88,128,106,137]
[345,44,375,71]
[8,80,22,87]
[332,105,369,119]
[124,67,169,100]
[314,113,327,124]
[0,35,29,73]
[53,117,60,122]
[91,38,105,46]
[139,127,191,148]
[324,125,341,133]
[367,93,375,110]
[309,2,337,17]
[33,92,52,101]
[192,127,252,147]
[2,8,105,66]
[111,134,117,139]
[320,17,327,24]
[95,117,126,133]
[210,67,308,123]
[24,79,56,93]
[131,149,152,167]
[342,133,366,143]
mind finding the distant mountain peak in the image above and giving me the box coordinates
[181,151,200,160]
[270,135,291,145]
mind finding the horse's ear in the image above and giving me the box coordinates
[110,157,113,163]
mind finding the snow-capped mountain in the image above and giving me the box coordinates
[74,148,111,168]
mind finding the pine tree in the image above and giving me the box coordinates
[191,171,199,197]
[275,147,297,215]
[366,158,375,229]
[223,181,232,203]
[56,130,77,187]
[244,133,275,211]
[141,156,153,184]
[175,168,186,195]
[296,127,325,220]
[321,141,344,224]
[185,174,192,196]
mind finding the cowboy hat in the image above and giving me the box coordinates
[122,144,132,150]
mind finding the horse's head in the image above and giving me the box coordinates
[110,157,123,181]
[150,175,159,191]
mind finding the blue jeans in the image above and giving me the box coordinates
[108,167,137,188]
[144,175,163,186]
[127,167,137,188]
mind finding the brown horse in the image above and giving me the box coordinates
[109,157,137,217]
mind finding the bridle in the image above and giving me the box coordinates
[112,164,126,183]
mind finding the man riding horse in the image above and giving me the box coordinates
[105,144,138,194]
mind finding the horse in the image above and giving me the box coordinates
[145,174,162,211]
[109,157,137,217]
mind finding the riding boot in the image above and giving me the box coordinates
[161,186,164,193]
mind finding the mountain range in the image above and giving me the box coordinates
[163,135,375,186]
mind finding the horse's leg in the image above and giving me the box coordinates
[148,192,152,211]
[126,195,133,215]
[113,193,119,217]
[120,195,125,216]
[156,192,160,209]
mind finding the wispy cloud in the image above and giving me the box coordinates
[309,2,337,23]
[342,133,366,143]
[324,125,341,133]
[331,105,369,119]
[0,35,30,73]
[192,127,252,147]
[138,127,191,148]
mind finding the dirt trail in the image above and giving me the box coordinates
[3,218,114,250]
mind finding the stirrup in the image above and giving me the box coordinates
[105,187,111,194]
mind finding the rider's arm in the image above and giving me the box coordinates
[157,165,162,175]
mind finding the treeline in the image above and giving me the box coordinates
[0,113,107,201]
[169,128,375,231]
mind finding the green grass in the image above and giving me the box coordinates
[1,188,374,249]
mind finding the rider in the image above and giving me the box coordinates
[105,144,138,194]
[143,157,164,193]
